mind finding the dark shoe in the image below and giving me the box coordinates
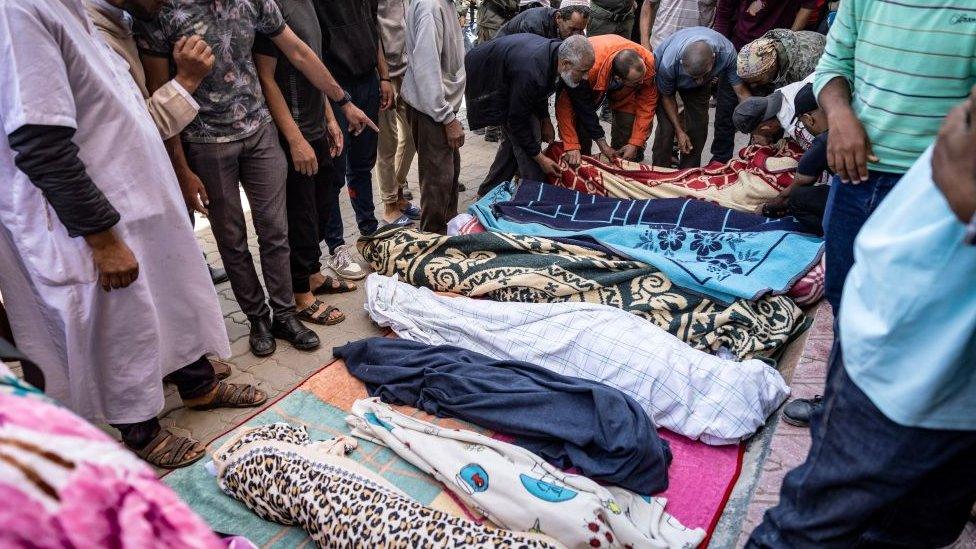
[782,395,824,428]
[600,107,612,123]
[271,315,320,351]
[248,315,276,357]
[402,188,414,201]
[209,264,229,285]
[400,202,421,220]
[484,126,501,142]
[458,183,467,192]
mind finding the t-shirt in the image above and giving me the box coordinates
[253,0,326,141]
[796,132,827,178]
[653,26,740,95]
[841,146,976,429]
[775,74,815,150]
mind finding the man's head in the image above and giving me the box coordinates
[557,34,596,88]
[793,83,827,135]
[680,40,716,86]
[737,38,779,87]
[733,92,784,141]
[554,3,590,39]
[108,0,166,20]
[611,49,646,88]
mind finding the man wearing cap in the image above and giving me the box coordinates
[733,75,816,150]
[737,29,825,93]
[651,26,750,168]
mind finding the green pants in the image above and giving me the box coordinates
[587,3,635,37]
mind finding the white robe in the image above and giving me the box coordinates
[0,0,230,424]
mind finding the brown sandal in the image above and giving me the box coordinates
[297,300,346,326]
[311,275,357,295]
[134,430,205,469]
[186,382,268,411]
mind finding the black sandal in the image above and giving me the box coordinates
[297,300,346,326]
[311,275,357,295]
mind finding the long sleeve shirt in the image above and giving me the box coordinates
[401,0,466,123]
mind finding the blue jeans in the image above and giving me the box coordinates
[748,342,976,548]
[320,72,380,253]
[822,171,901,312]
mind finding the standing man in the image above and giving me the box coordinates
[377,0,421,227]
[467,34,616,196]
[475,0,520,142]
[588,0,636,38]
[402,0,467,234]
[0,0,267,469]
[651,26,750,168]
[313,0,387,280]
[495,2,590,39]
[638,0,714,51]
[555,35,658,163]
[711,0,816,163]
[748,90,976,549]
[137,0,376,357]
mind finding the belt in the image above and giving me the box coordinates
[590,1,635,22]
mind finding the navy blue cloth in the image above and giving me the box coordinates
[498,180,810,234]
[335,337,672,494]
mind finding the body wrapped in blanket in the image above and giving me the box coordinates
[358,227,805,359]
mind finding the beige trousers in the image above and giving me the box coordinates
[377,76,417,206]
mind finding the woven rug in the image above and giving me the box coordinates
[164,357,744,548]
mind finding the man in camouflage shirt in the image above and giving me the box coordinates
[736,29,826,92]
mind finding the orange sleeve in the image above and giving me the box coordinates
[629,80,658,148]
[555,90,581,151]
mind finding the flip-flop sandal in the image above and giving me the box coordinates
[187,382,268,411]
[311,275,357,295]
[134,430,205,470]
[297,299,346,326]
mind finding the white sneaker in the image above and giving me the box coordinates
[328,244,367,280]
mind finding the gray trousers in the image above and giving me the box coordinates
[185,122,294,320]
[478,117,545,197]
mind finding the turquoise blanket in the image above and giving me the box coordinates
[470,182,823,303]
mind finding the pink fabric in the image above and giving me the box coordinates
[788,255,826,306]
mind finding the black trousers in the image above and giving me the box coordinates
[710,75,739,163]
[112,355,216,449]
[283,135,342,294]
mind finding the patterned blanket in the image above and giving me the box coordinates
[476,182,824,303]
[358,227,806,359]
[546,142,802,213]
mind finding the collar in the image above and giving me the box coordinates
[88,0,133,34]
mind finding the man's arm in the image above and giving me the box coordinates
[660,93,693,153]
[377,39,394,111]
[509,83,559,176]
[140,36,212,140]
[791,1,817,30]
[931,91,976,224]
[270,26,379,134]
[254,52,319,178]
[626,79,658,152]
[639,0,657,50]
[565,83,617,160]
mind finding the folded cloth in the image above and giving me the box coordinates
[364,274,790,444]
[357,227,806,359]
[473,181,824,304]
[212,423,562,548]
[334,337,673,494]
[348,398,706,549]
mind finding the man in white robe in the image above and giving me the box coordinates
[0,0,266,468]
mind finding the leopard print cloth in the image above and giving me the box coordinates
[212,424,562,549]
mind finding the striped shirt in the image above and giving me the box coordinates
[648,0,716,49]
[813,0,976,174]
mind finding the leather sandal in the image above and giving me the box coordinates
[297,300,345,326]
[134,430,205,469]
[311,275,357,295]
[186,382,268,411]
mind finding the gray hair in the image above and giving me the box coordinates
[556,4,590,19]
[681,40,716,77]
[558,34,594,67]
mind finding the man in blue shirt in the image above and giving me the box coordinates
[748,91,976,548]
[651,26,750,168]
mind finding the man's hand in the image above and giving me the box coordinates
[178,168,209,216]
[596,139,620,163]
[342,103,380,136]
[445,119,465,149]
[84,229,139,292]
[932,91,976,223]
[173,35,215,94]
[289,136,318,176]
[534,153,562,177]
[380,79,395,111]
[618,144,640,161]
[761,196,790,218]
[562,149,582,168]
[327,119,344,158]
[827,107,878,184]
[540,118,556,144]
[676,131,693,154]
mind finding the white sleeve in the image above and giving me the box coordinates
[0,2,77,134]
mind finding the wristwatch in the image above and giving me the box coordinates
[334,90,352,107]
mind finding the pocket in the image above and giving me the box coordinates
[3,199,98,288]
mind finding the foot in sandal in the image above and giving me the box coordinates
[133,429,206,469]
[295,291,346,326]
[183,381,268,411]
[309,273,357,295]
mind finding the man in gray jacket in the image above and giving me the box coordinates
[401,0,466,234]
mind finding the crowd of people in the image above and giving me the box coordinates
[0,0,973,546]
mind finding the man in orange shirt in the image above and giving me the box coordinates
[555,34,658,165]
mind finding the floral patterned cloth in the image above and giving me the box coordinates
[135,0,285,143]
[0,362,225,548]
[358,227,806,359]
[474,181,825,304]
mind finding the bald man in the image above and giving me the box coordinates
[651,26,750,168]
